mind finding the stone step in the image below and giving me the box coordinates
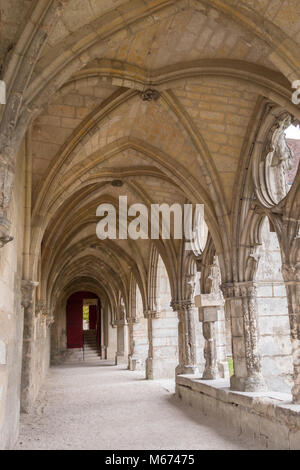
[83,350,101,356]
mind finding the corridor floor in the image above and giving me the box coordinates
[15,363,262,450]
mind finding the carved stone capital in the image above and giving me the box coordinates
[282,262,300,282]
[115,319,128,326]
[46,313,55,327]
[0,157,15,209]
[144,310,160,319]
[139,89,160,102]
[127,316,140,325]
[21,280,39,309]
[170,299,193,314]
[221,281,257,300]
[35,300,47,317]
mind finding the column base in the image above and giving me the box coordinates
[218,360,230,379]
[292,383,300,404]
[21,386,35,414]
[128,355,144,371]
[115,353,127,365]
[176,364,198,376]
[202,365,219,380]
[230,373,267,392]
[100,346,107,359]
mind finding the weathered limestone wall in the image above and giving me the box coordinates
[128,286,148,370]
[0,142,25,449]
[147,256,178,379]
[150,309,178,379]
[128,318,148,370]
[176,376,300,450]
[256,219,293,392]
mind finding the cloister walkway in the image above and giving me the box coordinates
[15,363,262,450]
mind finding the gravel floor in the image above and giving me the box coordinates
[15,362,262,450]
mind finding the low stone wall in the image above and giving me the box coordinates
[176,375,300,450]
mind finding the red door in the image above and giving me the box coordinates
[66,295,83,348]
[89,305,97,330]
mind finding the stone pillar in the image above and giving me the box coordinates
[100,307,106,358]
[221,282,267,392]
[115,319,129,365]
[128,318,145,371]
[283,263,300,403]
[195,295,219,379]
[195,294,229,379]
[171,301,198,375]
[20,280,39,413]
[145,311,156,379]
[0,158,14,248]
[106,321,118,361]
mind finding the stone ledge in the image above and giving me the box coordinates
[176,375,300,450]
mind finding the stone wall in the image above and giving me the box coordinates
[176,375,300,450]
[146,256,178,379]
[0,141,25,449]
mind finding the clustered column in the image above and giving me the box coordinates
[283,263,300,403]
[221,282,266,392]
[20,280,39,412]
[171,300,198,375]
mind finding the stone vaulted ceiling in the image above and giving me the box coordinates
[1,0,300,313]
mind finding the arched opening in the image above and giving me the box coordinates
[255,217,293,392]
[146,254,178,379]
[66,292,101,349]
[51,291,102,364]
[284,123,300,192]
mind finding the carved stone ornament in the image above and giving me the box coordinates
[257,114,295,207]
[144,309,160,319]
[21,280,39,309]
[35,300,47,317]
[0,213,13,247]
[139,89,160,102]
[0,158,14,248]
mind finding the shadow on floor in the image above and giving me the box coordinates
[163,392,264,450]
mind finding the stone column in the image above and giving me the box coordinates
[36,300,47,339]
[21,280,39,413]
[0,158,14,248]
[171,301,198,375]
[195,294,219,379]
[145,311,157,379]
[221,282,267,392]
[115,319,129,365]
[100,306,106,358]
[128,317,143,371]
[283,263,300,403]
[106,321,118,361]
[195,294,229,379]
